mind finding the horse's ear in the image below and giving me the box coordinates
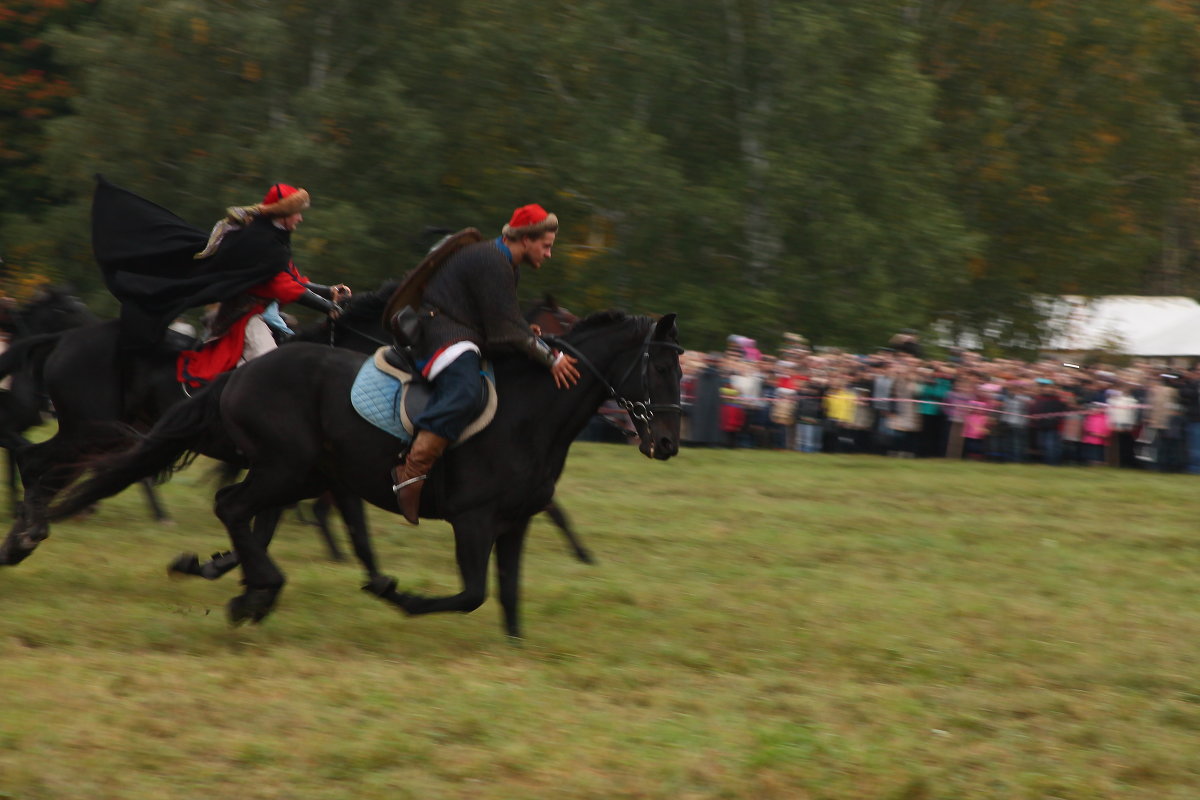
[654,313,678,341]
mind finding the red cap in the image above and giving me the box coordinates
[508,204,549,229]
[263,183,300,205]
[258,183,310,217]
[502,204,559,238]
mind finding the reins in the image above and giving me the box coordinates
[546,329,683,425]
[323,316,391,349]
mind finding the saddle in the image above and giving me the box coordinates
[350,346,497,446]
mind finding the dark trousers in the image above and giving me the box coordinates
[411,351,485,440]
[1038,429,1062,465]
[918,414,945,457]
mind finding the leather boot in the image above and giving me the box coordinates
[392,431,450,525]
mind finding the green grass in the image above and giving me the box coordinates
[2,443,1200,799]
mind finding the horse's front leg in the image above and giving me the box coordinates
[366,509,494,620]
[0,438,79,565]
[543,498,594,564]
[2,433,31,517]
[495,518,532,638]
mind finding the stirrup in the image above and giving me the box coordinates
[392,474,428,493]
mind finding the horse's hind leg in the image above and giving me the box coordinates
[310,492,345,561]
[139,478,172,523]
[168,506,284,581]
[329,491,379,578]
[495,519,532,638]
[0,436,81,565]
[213,476,303,625]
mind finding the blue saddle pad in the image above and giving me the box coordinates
[350,359,412,443]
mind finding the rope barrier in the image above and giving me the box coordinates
[710,395,1159,422]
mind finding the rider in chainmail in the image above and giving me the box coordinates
[387,204,581,524]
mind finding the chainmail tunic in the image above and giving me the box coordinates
[416,240,553,368]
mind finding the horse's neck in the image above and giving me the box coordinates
[509,329,642,453]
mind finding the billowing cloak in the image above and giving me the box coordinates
[92,174,289,348]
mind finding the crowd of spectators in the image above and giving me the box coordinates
[680,332,1200,473]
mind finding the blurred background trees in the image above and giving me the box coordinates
[2,0,1199,353]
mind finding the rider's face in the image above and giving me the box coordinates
[523,231,556,269]
[279,211,303,231]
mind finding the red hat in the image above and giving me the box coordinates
[502,203,559,238]
[259,183,310,216]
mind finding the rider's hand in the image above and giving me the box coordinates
[551,353,580,389]
[331,284,352,304]
[530,323,542,337]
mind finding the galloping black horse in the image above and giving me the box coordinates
[0,288,101,508]
[51,311,683,637]
[0,283,399,565]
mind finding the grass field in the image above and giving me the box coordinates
[2,442,1199,799]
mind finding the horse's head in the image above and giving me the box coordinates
[14,287,98,335]
[559,311,682,461]
[634,313,682,460]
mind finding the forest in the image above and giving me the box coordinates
[2,0,1199,354]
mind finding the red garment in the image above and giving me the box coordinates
[247,267,310,306]
[720,403,746,433]
[176,264,311,388]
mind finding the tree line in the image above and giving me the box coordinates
[2,0,1199,355]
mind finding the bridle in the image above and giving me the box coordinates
[547,330,684,428]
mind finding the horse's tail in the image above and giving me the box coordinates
[47,372,234,521]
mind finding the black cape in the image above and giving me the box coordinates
[92,174,290,348]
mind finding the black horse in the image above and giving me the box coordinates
[0,288,102,508]
[0,283,399,565]
[51,311,682,637]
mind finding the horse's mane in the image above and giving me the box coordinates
[562,310,647,341]
[338,279,400,327]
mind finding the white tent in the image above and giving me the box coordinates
[1040,295,1200,358]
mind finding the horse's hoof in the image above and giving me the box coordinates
[226,588,277,626]
[200,551,240,580]
[0,542,27,566]
[168,552,202,578]
[0,532,42,566]
[362,575,398,599]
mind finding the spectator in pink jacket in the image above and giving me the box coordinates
[962,389,997,460]
[1081,402,1111,466]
